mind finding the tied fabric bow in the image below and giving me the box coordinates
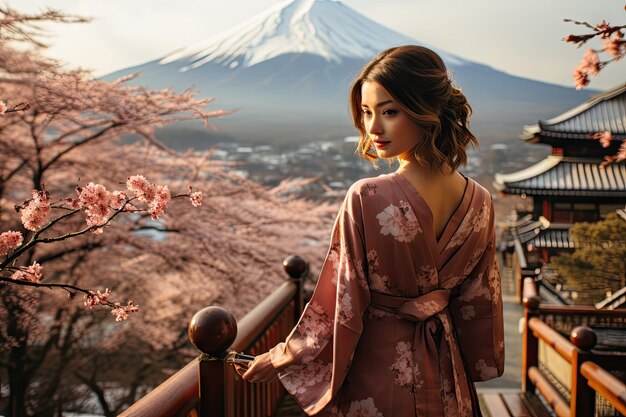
[369,289,473,417]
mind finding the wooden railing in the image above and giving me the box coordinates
[522,277,626,417]
[119,255,308,417]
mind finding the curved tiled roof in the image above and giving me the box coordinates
[494,156,626,197]
[522,83,626,141]
[527,227,575,249]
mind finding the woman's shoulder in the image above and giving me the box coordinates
[465,175,494,206]
[346,173,396,199]
[340,173,399,218]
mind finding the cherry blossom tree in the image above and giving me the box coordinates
[0,7,332,416]
[563,7,626,165]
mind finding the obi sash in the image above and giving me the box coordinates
[369,289,473,417]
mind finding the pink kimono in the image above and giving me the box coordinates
[269,172,504,417]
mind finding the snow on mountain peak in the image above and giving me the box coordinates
[160,0,464,71]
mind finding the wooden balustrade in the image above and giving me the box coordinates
[521,277,626,417]
[120,255,308,417]
[580,362,626,416]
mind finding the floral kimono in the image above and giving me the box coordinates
[269,172,504,417]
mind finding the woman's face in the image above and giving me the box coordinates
[360,81,422,161]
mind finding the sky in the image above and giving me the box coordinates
[14,0,625,91]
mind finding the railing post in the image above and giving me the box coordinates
[522,293,541,393]
[570,325,597,417]
[188,306,238,417]
[283,255,308,318]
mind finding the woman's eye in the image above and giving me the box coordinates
[383,109,397,116]
[362,110,372,117]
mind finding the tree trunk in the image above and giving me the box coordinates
[7,347,28,417]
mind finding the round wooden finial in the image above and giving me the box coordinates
[188,306,237,355]
[570,325,597,351]
[283,255,307,279]
[523,295,541,310]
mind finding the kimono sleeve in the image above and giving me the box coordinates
[269,188,370,415]
[450,198,505,382]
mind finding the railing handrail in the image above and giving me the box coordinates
[528,317,576,362]
[522,277,626,417]
[119,280,298,417]
[523,277,626,315]
[533,304,626,315]
[527,366,570,417]
[117,360,198,417]
[580,361,626,416]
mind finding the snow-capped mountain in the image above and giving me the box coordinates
[159,0,463,70]
[106,0,592,143]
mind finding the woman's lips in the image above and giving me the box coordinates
[374,140,390,149]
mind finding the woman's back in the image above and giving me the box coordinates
[397,169,468,242]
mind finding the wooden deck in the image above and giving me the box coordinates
[480,390,553,417]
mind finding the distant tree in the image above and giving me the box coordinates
[0,6,332,416]
[550,213,626,300]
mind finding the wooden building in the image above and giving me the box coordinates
[495,83,626,302]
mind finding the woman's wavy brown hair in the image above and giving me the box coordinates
[349,45,478,173]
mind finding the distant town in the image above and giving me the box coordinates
[205,136,550,202]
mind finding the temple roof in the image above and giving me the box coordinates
[498,215,550,251]
[522,83,626,142]
[526,226,576,249]
[494,155,626,197]
[595,286,626,310]
[499,215,574,250]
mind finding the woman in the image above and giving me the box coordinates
[239,45,505,417]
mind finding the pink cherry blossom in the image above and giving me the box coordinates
[110,191,127,210]
[188,186,203,207]
[77,182,112,231]
[603,31,625,58]
[11,262,43,283]
[572,68,590,90]
[582,49,601,76]
[20,190,51,231]
[590,131,613,148]
[617,141,626,162]
[0,231,23,256]
[148,185,171,220]
[126,175,154,202]
[572,49,601,90]
[126,175,171,219]
[111,300,139,321]
[84,288,112,309]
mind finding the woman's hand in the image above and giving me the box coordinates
[237,352,278,383]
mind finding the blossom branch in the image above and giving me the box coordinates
[0,275,137,321]
[564,15,625,89]
[0,6,89,47]
[1,175,204,321]
[1,208,82,267]
[0,100,30,115]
